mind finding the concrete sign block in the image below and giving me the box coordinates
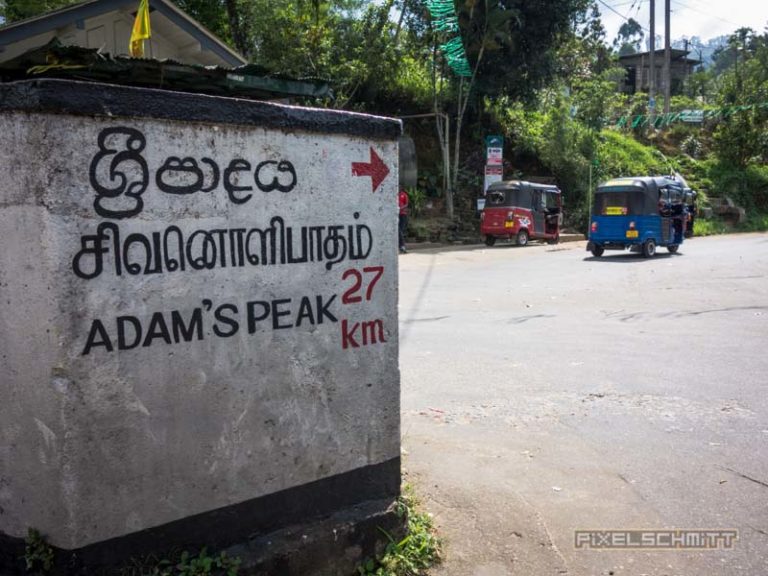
[0,80,401,571]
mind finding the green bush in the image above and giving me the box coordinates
[405,187,427,218]
[595,130,666,178]
[694,213,768,236]
[679,134,703,158]
[706,161,768,210]
[489,98,546,157]
[739,213,768,232]
[694,219,728,236]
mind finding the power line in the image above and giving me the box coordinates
[597,0,650,32]
[670,0,741,28]
[596,0,634,21]
[676,0,741,18]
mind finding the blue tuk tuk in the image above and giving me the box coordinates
[587,176,688,258]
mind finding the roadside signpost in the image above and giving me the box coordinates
[481,135,504,211]
[481,135,504,212]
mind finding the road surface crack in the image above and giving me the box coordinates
[720,466,768,489]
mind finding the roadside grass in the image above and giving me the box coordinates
[694,219,728,236]
[738,213,768,232]
[357,485,442,576]
[694,213,768,237]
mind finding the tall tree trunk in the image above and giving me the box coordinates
[447,0,487,219]
[224,0,249,58]
[449,77,466,220]
[393,0,409,46]
[432,39,451,213]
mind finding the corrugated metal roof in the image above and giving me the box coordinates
[618,49,700,65]
[0,38,330,100]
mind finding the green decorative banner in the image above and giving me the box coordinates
[614,102,768,129]
[425,0,459,32]
[426,0,472,77]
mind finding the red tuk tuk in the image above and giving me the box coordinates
[480,180,562,246]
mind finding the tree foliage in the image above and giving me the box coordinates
[172,0,233,48]
[456,0,589,103]
[711,27,768,168]
[613,17,644,56]
[3,0,767,217]
[177,0,433,112]
[556,2,612,84]
[1,0,79,23]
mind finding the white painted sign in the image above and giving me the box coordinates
[486,147,503,166]
[484,165,503,193]
[0,110,400,549]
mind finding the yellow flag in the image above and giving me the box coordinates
[129,0,151,58]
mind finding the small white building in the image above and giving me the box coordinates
[0,0,246,67]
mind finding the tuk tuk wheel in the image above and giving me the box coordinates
[484,235,497,247]
[591,245,604,257]
[667,244,679,254]
[642,239,656,258]
[546,234,560,245]
[516,230,529,247]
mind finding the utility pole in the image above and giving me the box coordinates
[649,0,656,126]
[663,0,671,115]
[736,28,748,93]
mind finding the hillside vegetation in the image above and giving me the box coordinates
[3,1,767,234]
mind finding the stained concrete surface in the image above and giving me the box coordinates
[399,234,768,576]
[0,95,400,555]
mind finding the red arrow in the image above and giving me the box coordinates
[352,147,390,192]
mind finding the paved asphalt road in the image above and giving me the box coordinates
[398,234,768,576]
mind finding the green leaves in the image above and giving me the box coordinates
[457,0,588,101]
[24,528,54,574]
[1,0,80,24]
[357,486,441,576]
[153,547,241,576]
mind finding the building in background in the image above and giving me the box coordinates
[618,49,700,95]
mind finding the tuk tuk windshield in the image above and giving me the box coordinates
[593,187,646,216]
[486,188,523,207]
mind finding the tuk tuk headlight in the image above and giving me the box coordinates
[629,221,636,230]
[591,221,598,232]
[506,211,515,221]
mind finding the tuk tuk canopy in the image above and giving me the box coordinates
[486,181,561,209]
[593,177,683,216]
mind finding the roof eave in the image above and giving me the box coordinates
[151,0,246,67]
[0,0,247,67]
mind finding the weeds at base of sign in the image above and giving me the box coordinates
[150,548,241,576]
[357,485,442,576]
[24,528,55,574]
[117,548,241,576]
[22,492,438,576]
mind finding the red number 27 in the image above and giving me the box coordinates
[341,266,384,304]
